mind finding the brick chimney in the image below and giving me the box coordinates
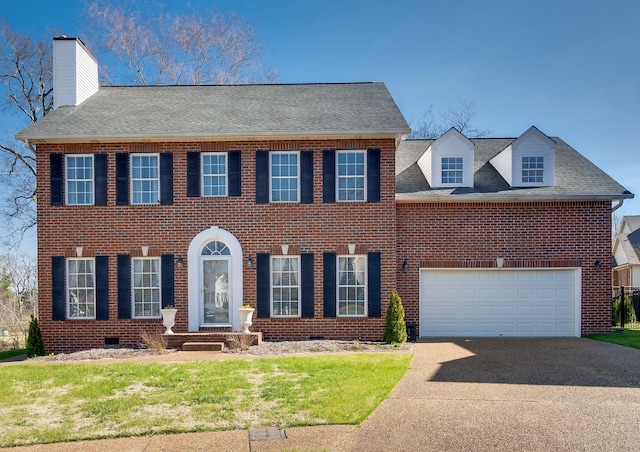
[53,36,99,109]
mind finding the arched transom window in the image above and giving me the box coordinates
[201,241,230,256]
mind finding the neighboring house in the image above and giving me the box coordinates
[16,37,634,352]
[612,216,640,286]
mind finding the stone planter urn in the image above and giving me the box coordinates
[161,307,177,334]
[238,306,255,334]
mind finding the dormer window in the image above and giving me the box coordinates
[489,126,555,188]
[522,156,544,183]
[441,157,463,184]
[417,128,475,189]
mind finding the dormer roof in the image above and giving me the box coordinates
[417,128,475,188]
[489,126,556,187]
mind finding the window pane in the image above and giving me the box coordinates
[522,157,544,183]
[337,256,366,316]
[68,258,96,319]
[66,155,94,205]
[132,258,161,318]
[337,151,365,201]
[131,154,159,204]
[270,152,299,203]
[202,153,227,197]
[271,256,300,317]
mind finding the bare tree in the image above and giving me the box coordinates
[83,3,276,85]
[612,210,624,243]
[0,253,37,349]
[0,23,51,248]
[0,6,274,247]
[409,99,490,139]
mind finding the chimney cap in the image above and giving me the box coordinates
[53,36,87,46]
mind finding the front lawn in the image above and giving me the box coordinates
[586,329,640,350]
[0,353,410,447]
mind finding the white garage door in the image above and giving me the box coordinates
[420,269,580,337]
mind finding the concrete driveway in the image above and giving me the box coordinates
[342,338,640,451]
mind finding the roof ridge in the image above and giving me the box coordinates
[100,82,382,88]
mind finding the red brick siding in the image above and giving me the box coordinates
[396,201,612,336]
[36,139,397,352]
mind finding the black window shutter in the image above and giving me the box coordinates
[161,254,175,308]
[50,154,63,206]
[186,152,200,197]
[256,253,270,318]
[94,154,108,206]
[301,253,314,318]
[228,151,242,197]
[323,252,337,317]
[160,153,174,205]
[367,252,382,317]
[52,256,65,320]
[95,256,109,320]
[255,151,269,203]
[115,153,129,205]
[300,151,314,204]
[367,149,381,203]
[117,255,131,319]
[322,150,336,203]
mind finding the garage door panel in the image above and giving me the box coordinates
[420,269,578,337]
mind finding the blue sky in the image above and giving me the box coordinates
[2,0,640,252]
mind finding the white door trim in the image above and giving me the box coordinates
[188,227,243,332]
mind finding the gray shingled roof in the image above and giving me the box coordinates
[396,138,633,201]
[618,216,640,265]
[16,83,410,142]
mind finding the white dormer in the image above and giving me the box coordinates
[53,37,99,110]
[489,126,555,187]
[417,128,475,188]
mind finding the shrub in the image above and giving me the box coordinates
[140,330,168,352]
[612,296,636,326]
[26,315,46,357]
[384,292,407,344]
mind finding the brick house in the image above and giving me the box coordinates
[17,38,633,352]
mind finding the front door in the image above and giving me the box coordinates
[202,257,230,325]
[188,229,244,333]
[199,240,232,326]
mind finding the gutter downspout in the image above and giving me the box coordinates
[612,199,625,212]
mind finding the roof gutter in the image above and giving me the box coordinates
[395,193,635,203]
[15,128,413,143]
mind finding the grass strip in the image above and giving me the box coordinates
[586,328,640,350]
[0,349,26,360]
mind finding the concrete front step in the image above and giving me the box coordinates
[165,332,262,350]
[182,341,225,352]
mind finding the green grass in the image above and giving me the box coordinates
[0,349,26,360]
[586,328,640,350]
[0,353,411,447]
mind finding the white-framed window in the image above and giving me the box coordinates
[441,157,463,184]
[271,256,300,317]
[337,150,366,202]
[132,257,161,318]
[522,156,544,183]
[67,258,95,319]
[337,255,366,316]
[270,152,299,202]
[131,154,159,204]
[66,155,94,205]
[202,152,227,197]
